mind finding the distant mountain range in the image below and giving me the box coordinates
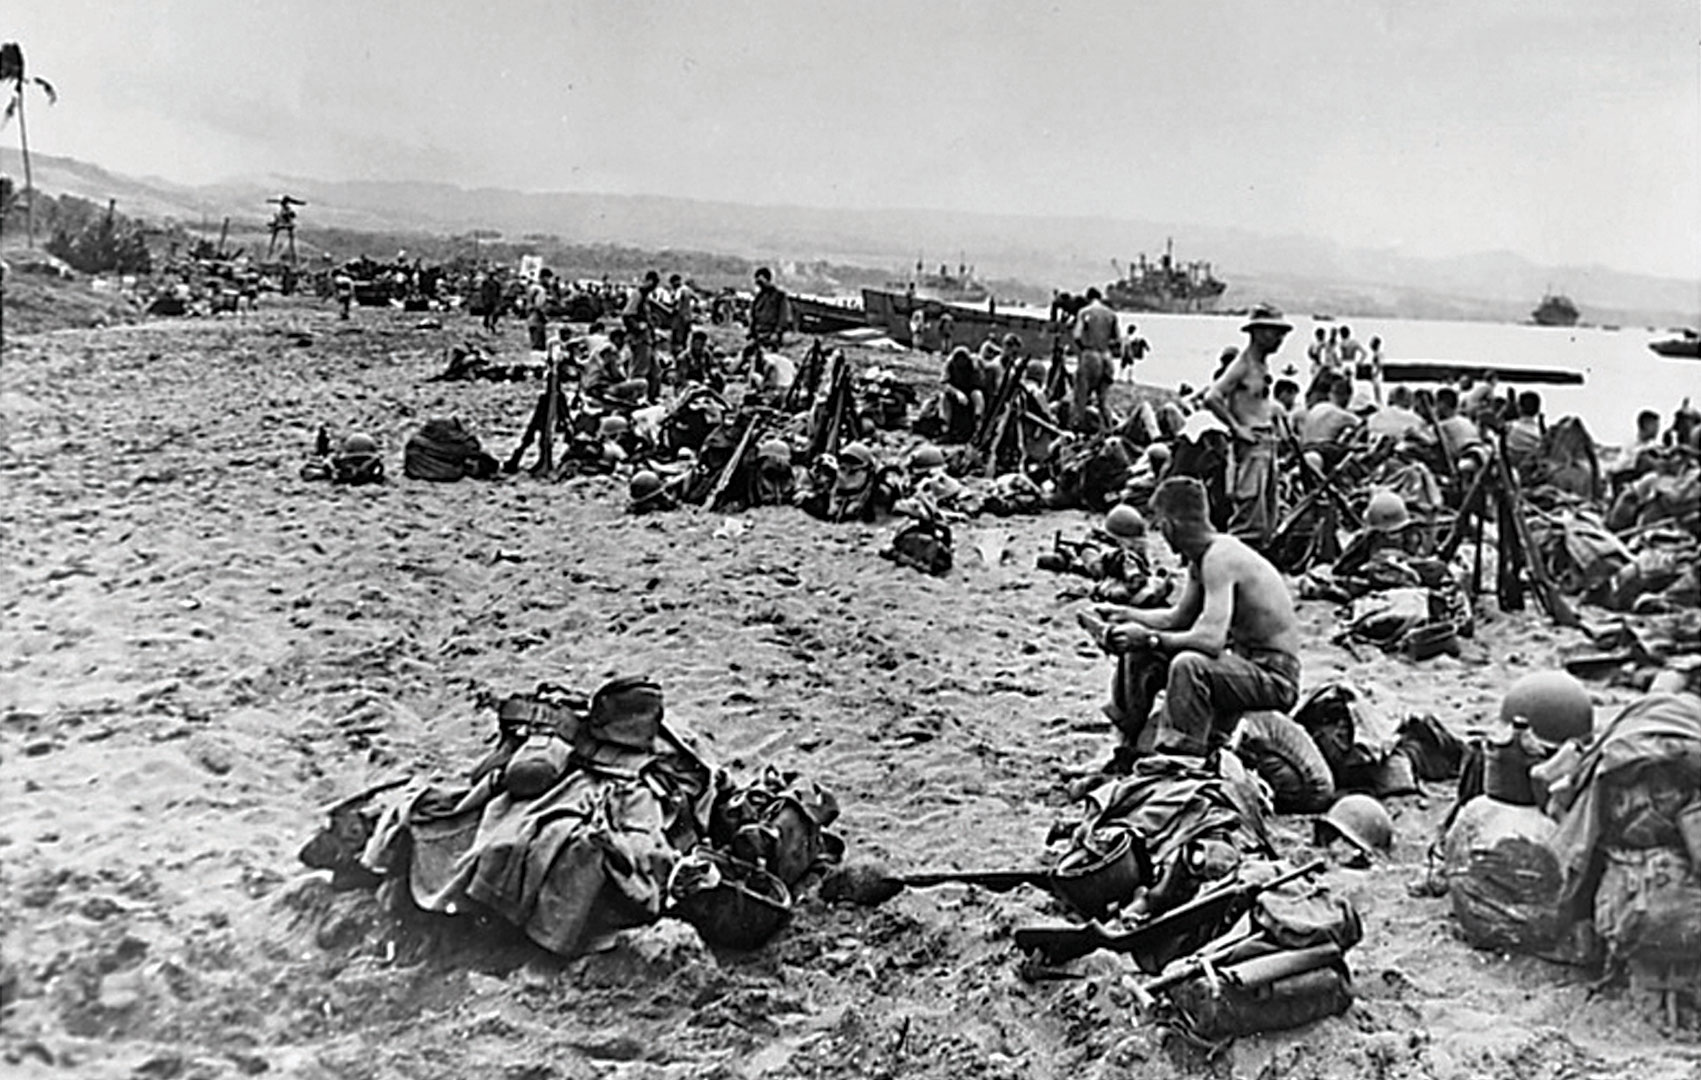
[5,148,1697,327]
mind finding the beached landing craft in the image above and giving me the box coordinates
[1648,329,1701,359]
[1376,360,1584,385]
[789,293,868,335]
[1099,238,1227,314]
[859,287,1057,357]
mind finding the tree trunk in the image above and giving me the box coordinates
[17,89,33,248]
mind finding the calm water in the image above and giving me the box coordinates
[1101,312,1701,449]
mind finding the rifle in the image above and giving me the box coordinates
[975,352,1025,450]
[538,357,559,475]
[1013,858,1325,971]
[1492,433,1580,628]
[707,411,766,511]
[810,351,860,459]
[1044,336,1070,407]
[1414,393,1461,489]
[902,869,1050,890]
[783,339,827,413]
[1280,426,1363,530]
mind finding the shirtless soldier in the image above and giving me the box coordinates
[1204,303,1292,550]
[1080,475,1302,770]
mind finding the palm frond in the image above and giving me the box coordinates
[32,77,55,104]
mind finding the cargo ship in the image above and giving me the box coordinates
[1099,238,1226,313]
[1530,292,1581,327]
[890,259,990,305]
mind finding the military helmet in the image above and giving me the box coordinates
[907,443,946,472]
[756,438,792,466]
[1104,504,1146,539]
[340,432,379,456]
[1501,670,1593,744]
[838,441,875,470]
[1365,489,1411,534]
[628,470,664,502]
[1316,793,1393,859]
[598,414,630,439]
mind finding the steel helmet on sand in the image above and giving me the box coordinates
[628,470,664,502]
[1315,793,1393,859]
[1501,670,1593,744]
[340,432,379,456]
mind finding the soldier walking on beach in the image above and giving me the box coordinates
[1203,303,1290,550]
[479,271,504,335]
[1072,287,1120,431]
[1079,476,1302,772]
[623,270,662,401]
[749,267,792,350]
[526,269,553,353]
[666,273,695,356]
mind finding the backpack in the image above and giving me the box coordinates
[1292,683,1402,793]
[881,516,954,576]
[1052,435,1136,512]
[710,769,844,889]
[1233,711,1335,814]
[404,418,498,482]
[1167,944,1354,1042]
[1536,416,1603,500]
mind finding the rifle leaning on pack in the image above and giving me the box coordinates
[1280,425,1364,530]
[538,355,560,475]
[1013,858,1325,970]
[783,338,828,414]
[1415,392,1462,490]
[1492,431,1581,629]
[706,409,769,512]
[974,353,1021,447]
[808,349,861,459]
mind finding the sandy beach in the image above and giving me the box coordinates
[3,303,1699,1079]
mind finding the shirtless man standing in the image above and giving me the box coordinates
[1203,303,1291,550]
[1072,287,1121,432]
[1080,475,1302,769]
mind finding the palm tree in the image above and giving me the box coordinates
[2,42,58,248]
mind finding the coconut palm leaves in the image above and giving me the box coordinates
[2,42,58,248]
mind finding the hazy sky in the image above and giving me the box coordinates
[6,0,1698,278]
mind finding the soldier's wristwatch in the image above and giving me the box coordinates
[1147,633,1162,652]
